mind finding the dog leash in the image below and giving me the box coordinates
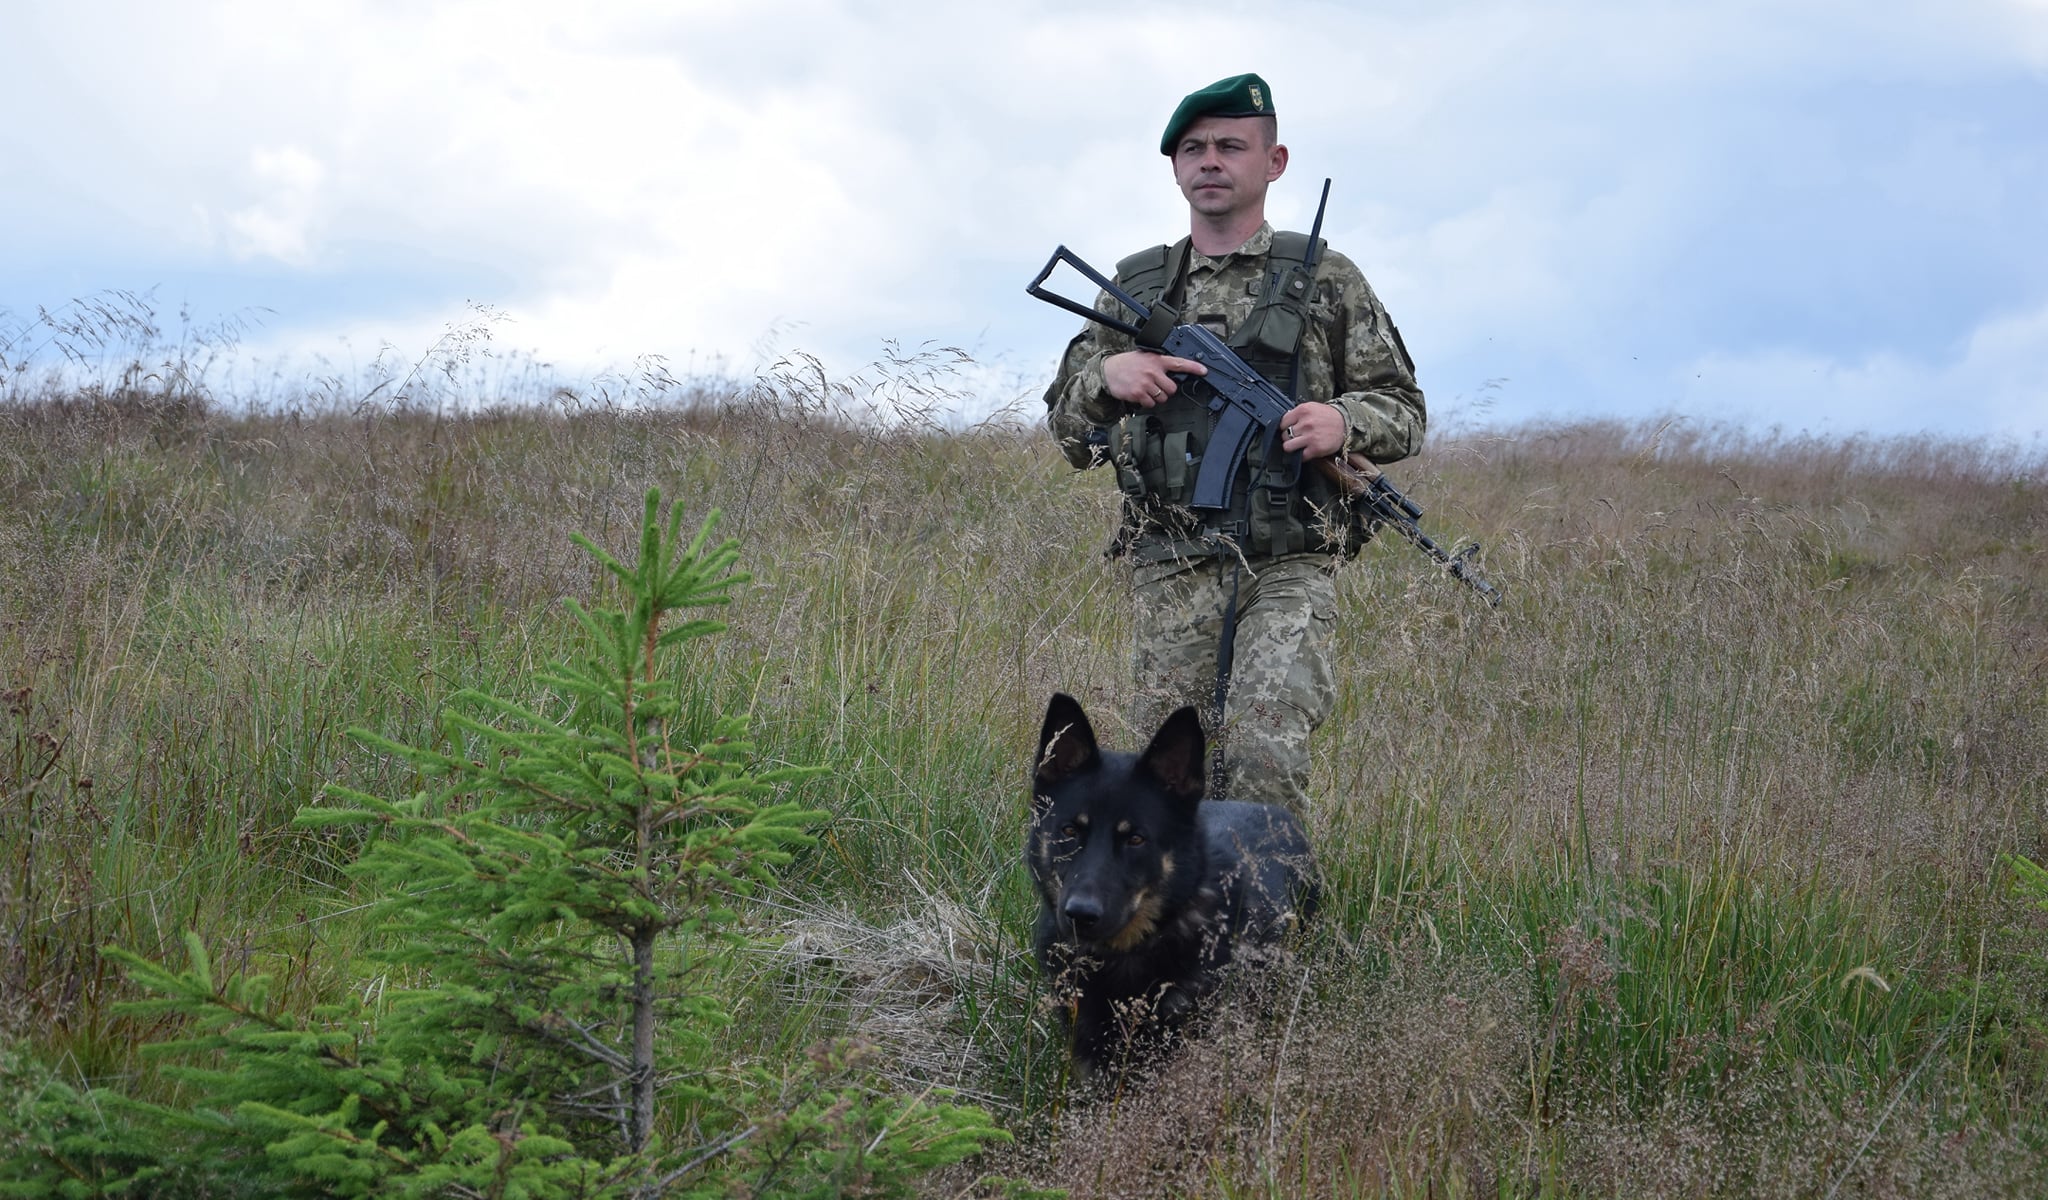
[1209,560,1243,798]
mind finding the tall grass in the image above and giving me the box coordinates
[1,310,2045,1194]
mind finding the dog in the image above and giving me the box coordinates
[1027,692,1319,1074]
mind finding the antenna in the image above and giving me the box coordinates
[1304,177,1331,271]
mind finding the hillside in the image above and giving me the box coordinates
[2,368,2045,1196]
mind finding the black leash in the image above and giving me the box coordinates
[1209,560,1242,798]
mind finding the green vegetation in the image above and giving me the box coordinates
[1,316,2046,1195]
[1,483,1003,1196]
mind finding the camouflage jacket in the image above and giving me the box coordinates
[1044,222,1427,478]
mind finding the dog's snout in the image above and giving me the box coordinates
[1063,894,1103,930]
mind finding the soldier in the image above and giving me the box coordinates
[1044,72,1426,813]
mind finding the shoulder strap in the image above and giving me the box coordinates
[1113,238,1191,309]
[1269,229,1313,267]
[1227,229,1329,402]
[1264,230,1326,303]
[1115,243,1171,286]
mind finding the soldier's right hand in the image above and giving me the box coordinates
[1104,351,1208,409]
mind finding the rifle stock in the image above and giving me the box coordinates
[1313,452,1376,498]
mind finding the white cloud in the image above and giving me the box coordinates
[226,146,327,265]
[4,0,2044,438]
[1676,302,2048,439]
[1995,0,2048,65]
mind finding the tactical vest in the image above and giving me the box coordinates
[1106,232,1352,561]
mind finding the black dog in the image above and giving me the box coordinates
[1027,693,1319,1074]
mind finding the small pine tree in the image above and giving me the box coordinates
[8,490,1006,1198]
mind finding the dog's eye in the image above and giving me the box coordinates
[1125,833,1146,848]
[1060,823,1079,839]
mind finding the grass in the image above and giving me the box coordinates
[2,316,2046,1195]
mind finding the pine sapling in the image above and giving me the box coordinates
[11,490,1006,1198]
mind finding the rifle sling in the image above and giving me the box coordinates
[1135,241,1195,350]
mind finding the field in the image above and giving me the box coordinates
[2,339,2046,1196]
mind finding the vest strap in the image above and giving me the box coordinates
[1102,231,1349,560]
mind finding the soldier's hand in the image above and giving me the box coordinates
[1104,351,1207,408]
[1280,401,1346,459]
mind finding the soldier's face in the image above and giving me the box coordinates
[1172,116,1288,220]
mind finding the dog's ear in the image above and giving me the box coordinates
[1034,693,1101,802]
[1139,705,1207,809]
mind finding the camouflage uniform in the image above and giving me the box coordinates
[1044,222,1426,812]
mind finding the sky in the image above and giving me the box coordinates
[3,0,2046,441]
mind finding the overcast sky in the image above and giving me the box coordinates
[4,0,2045,441]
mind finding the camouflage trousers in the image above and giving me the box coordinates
[1129,553,1338,813]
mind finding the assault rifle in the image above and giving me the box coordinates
[1026,185,1503,608]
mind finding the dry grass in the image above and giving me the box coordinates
[1,327,2045,1194]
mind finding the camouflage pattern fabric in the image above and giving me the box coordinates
[1044,221,1424,815]
[1130,553,1337,813]
[1045,221,1426,477]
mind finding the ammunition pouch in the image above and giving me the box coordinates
[1101,232,1359,561]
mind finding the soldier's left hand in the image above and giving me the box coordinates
[1280,402,1345,459]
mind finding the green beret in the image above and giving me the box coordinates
[1159,73,1275,155]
